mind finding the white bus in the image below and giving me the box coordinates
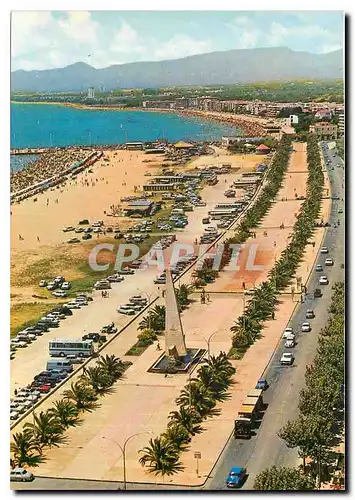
[49,340,95,358]
[208,209,239,220]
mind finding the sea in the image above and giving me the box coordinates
[11,103,240,171]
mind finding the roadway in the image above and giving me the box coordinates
[206,141,345,490]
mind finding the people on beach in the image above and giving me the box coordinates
[11,148,90,195]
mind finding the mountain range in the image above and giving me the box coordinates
[11,47,343,92]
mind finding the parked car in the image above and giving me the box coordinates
[320,246,329,254]
[107,275,124,283]
[82,333,100,342]
[301,322,311,332]
[285,339,295,348]
[75,227,84,233]
[315,264,323,272]
[39,279,48,287]
[319,275,329,285]
[52,290,68,298]
[226,467,247,488]
[65,302,81,309]
[46,282,57,291]
[314,288,322,298]
[66,354,84,364]
[280,352,294,365]
[325,258,334,266]
[82,233,92,240]
[10,467,35,482]
[63,226,75,232]
[61,282,71,290]
[78,219,89,225]
[154,276,166,284]
[67,237,81,244]
[117,306,136,315]
[306,309,315,319]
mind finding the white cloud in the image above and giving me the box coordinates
[153,34,212,60]
[57,11,100,44]
[227,17,343,53]
[11,12,55,59]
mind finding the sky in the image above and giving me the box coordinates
[11,10,344,71]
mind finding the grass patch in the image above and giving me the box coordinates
[228,346,248,360]
[125,344,149,356]
[11,302,59,337]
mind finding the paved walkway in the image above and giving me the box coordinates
[12,143,331,487]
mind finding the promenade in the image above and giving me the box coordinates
[10,143,332,487]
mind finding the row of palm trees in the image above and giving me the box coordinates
[139,353,235,477]
[11,355,127,468]
[231,134,324,350]
[223,136,292,272]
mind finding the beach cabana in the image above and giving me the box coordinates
[256,144,271,155]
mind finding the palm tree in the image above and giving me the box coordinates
[139,305,165,332]
[24,410,66,449]
[63,381,98,411]
[196,365,231,402]
[11,432,43,467]
[175,284,194,309]
[139,437,184,477]
[80,366,114,395]
[176,381,216,417]
[168,407,204,436]
[162,423,190,452]
[97,354,125,381]
[48,399,81,428]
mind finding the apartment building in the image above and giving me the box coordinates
[338,114,345,137]
[309,122,338,140]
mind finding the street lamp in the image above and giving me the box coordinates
[193,330,221,361]
[102,431,152,490]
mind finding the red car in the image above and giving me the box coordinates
[38,384,52,393]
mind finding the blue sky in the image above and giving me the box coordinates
[11,11,344,71]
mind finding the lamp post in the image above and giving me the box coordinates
[102,431,152,490]
[193,330,221,361]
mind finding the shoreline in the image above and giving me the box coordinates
[11,100,268,137]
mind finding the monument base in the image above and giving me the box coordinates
[148,348,206,374]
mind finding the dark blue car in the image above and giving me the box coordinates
[255,378,268,390]
[226,467,247,488]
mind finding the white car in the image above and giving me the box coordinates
[285,339,295,348]
[10,411,19,421]
[280,352,294,365]
[320,246,329,254]
[282,327,294,339]
[319,275,329,285]
[39,280,47,287]
[325,258,334,266]
[52,290,68,298]
[117,306,136,315]
[65,302,81,309]
[10,467,34,482]
[61,282,71,290]
[301,322,311,332]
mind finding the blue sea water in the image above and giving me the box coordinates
[11,103,240,149]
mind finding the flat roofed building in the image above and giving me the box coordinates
[126,142,144,150]
[309,122,338,140]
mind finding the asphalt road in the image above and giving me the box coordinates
[13,143,345,492]
[206,141,345,490]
